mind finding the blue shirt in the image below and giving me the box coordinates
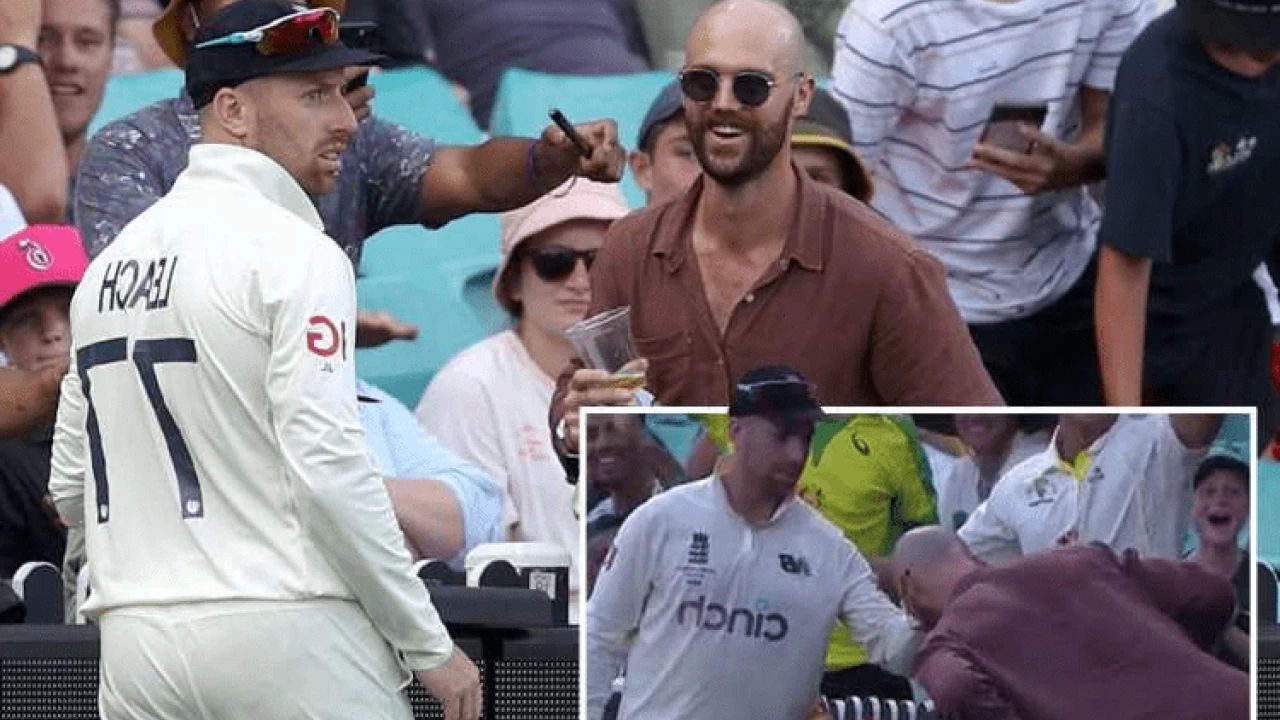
[357,379,501,568]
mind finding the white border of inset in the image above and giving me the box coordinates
[574,405,1257,720]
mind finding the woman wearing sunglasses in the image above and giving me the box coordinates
[417,179,630,624]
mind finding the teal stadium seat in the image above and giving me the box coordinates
[488,68,675,209]
[89,68,184,135]
[356,68,506,407]
[1262,461,1280,570]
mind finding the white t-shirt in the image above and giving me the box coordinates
[935,431,1049,531]
[0,183,25,238]
[831,0,1153,322]
[416,329,581,619]
[958,415,1206,563]
[587,475,919,720]
[49,144,453,671]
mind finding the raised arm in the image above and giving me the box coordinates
[0,0,67,223]
[418,121,625,227]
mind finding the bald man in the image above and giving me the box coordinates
[893,527,1248,720]
[553,0,999,460]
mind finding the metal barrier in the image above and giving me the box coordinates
[1261,625,1280,720]
[0,590,578,720]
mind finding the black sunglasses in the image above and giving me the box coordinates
[526,246,597,282]
[678,68,800,107]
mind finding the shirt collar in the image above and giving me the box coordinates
[1037,420,1119,482]
[653,162,827,274]
[182,143,325,232]
[710,470,796,527]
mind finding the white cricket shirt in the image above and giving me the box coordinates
[417,329,582,620]
[935,431,1048,531]
[831,0,1153,322]
[49,144,453,671]
[586,474,919,720]
[958,415,1206,563]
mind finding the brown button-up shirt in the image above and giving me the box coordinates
[585,168,1001,406]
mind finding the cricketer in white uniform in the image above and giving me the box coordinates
[586,366,920,720]
[48,3,478,719]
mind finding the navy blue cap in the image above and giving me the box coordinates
[185,0,382,108]
[635,80,684,151]
[729,365,825,421]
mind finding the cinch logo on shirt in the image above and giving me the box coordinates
[676,595,789,641]
[1207,136,1257,174]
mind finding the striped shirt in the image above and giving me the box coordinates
[831,0,1152,323]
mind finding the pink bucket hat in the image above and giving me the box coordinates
[492,180,631,315]
[0,225,89,313]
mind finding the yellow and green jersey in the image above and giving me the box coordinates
[692,413,936,669]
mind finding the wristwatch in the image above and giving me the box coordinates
[0,45,42,74]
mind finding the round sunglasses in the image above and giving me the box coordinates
[524,246,598,282]
[678,68,802,107]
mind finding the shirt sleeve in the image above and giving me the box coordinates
[49,348,88,540]
[416,365,519,540]
[49,340,89,611]
[1097,87,1181,262]
[884,418,938,527]
[957,482,1023,564]
[262,239,453,671]
[836,539,920,675]
[1085,0,1156,90]
[74,119,171,258]
[914,638,1026,720]
[829,3,916,168]
[354,117,437,233]
[585,503,660,720]
[0,183,25,237]
[376,385,503,562]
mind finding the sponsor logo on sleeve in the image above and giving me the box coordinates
[306,315,348,368]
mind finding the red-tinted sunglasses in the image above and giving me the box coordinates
[194,8,339,56]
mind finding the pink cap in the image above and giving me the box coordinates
[492,180,631,314]
[0,225,88,311]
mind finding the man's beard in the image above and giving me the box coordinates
[688,98,791,188]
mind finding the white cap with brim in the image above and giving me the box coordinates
[492,180,631,315]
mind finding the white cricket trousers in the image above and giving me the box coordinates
[98,598,414,720]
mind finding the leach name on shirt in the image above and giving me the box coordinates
[98,256,179,313]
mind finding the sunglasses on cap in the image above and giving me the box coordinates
[736,376,818,398]
[678,68,802,107]
[194,7,339,55]
[524,246,597,283]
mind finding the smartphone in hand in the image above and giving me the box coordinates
[979,103,1048,153]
